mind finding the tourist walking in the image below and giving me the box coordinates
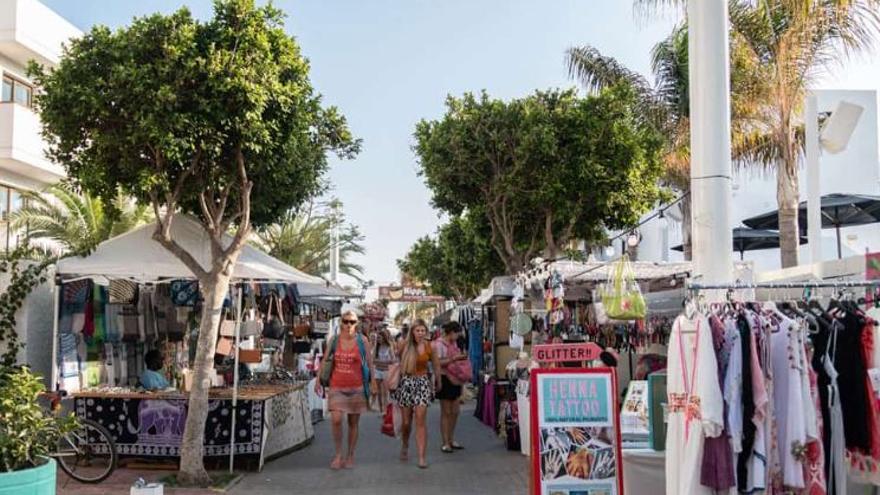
[392,319,441,468]
[434,321,468,453]
[326,310,377,469]
[373,327,396,412]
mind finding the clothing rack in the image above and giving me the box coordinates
[687,280,880,291]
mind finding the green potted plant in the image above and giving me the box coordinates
[0,366,76,495]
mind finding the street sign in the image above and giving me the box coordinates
[377,286,445,303]
[531,368,624,495]
[533,343,603,364]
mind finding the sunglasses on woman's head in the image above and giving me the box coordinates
[342,319,358,325]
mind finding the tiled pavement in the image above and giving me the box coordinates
[230,403,528,495]
[57,403,528,494]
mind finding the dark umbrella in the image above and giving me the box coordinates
[742,193,880,259]
[671,227,806,261]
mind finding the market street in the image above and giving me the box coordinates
[231,403,528,495]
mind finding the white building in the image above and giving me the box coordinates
[0,0,80,251]
[634,89,880,271]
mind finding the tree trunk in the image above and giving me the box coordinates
[177,271,231,486]
[777,157,800,268]
[543,211,558,260]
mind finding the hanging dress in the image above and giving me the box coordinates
[825,322,847,495]
[665,314,724,495]
[770,317,808,489]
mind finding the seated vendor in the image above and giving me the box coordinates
[141,350,170,390]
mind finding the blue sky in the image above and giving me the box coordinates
[42,1,879,286]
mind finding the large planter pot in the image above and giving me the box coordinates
[0,457,56,495]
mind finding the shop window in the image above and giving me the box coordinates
[0,75,33,108]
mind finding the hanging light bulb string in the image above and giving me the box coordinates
[513,191,690,285]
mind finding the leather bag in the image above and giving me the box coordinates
[319,336,339,387]
[263,294,287,340]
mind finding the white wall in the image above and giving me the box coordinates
[638,89,880,270]
[0,0,81,67]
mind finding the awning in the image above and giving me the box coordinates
[56,215,326,284]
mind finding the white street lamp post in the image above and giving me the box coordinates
[688,0,734,292]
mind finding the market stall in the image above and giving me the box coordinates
[51,216,332,470]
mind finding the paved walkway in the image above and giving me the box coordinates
[230,403,528,495]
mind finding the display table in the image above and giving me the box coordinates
[72,383,313,471]
[622,448,665,494]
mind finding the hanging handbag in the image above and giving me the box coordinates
[262,294,287,340]
[219,308,237,337]
[293,323,311,339]
[237,291,262,337]
[319,336,339,387]
[599,254,646,320]
[238,348,262,363]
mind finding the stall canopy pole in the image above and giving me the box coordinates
[50,278,60,391]
[229,285,243,473]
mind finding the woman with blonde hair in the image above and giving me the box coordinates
[392,318,441,468]
[325,310,376,469]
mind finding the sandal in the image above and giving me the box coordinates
[418,461,429,469]
[330,456,343,470]
[399,449,409,462]
[451,442,464,450]
[344,457,355,469]
[441,445,453,454]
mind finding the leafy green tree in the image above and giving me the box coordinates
[398,211,503,300]
[255,199,366,282]
[29,0,358,484]
[415,86,666,274]
[10,182,151,256]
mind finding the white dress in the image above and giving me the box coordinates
[666,314,725,495]
[771,317,815,489]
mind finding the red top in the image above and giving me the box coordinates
[329,340,364,389]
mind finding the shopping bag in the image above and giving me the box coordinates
[447,359,473,386]
[381,404,395,437]
[599,254,646,320]
[319,337,339,387]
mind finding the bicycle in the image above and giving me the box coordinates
[42,390,118,483]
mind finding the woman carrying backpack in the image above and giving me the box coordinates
[326,310,377,469]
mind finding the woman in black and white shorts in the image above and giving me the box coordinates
[391,319,441,469]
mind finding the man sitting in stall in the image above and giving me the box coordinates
[141,350,170,391]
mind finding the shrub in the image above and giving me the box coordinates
[0,366,76,472]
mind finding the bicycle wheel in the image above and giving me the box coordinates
[55,418,117,483]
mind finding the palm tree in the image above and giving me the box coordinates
[393,302,438,326]
[566,24,766,259]
[728,0,880,267]
[629,0,880,267]
[255,199,367,282]
[10,182,151,256]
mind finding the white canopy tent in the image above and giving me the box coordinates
[56,215,325,284]
[52,215,343,471]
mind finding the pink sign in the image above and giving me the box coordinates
[533,343,603,363]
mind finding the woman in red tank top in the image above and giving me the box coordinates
[327,310,377,470]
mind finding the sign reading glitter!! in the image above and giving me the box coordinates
[533,343,603,364]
